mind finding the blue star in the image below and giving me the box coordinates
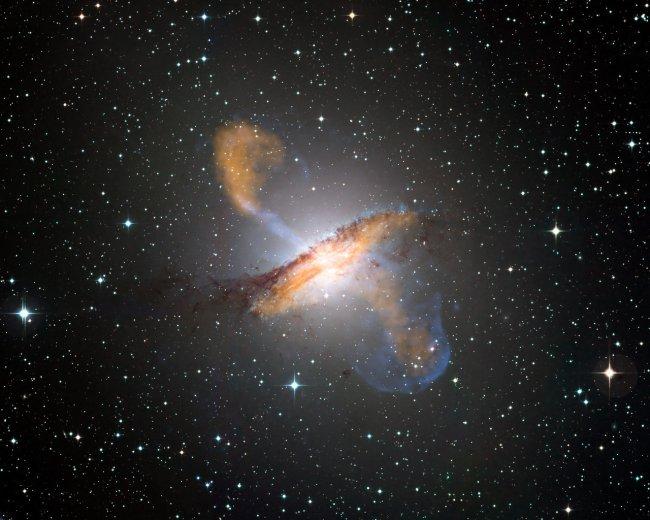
[284,375,303,396]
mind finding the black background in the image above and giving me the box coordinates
[1,1,647,518]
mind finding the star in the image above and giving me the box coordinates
[14,298,36,332]
[565,505,572,514]
[78,13,86,21]
[603,364,616,380]
[549,223,563,237]
[348,11,357,21]
[596,358,620,399]
[200,13,208,21]
[628,139,636,149]
[254,15,262,23]
[123,219,133,228]
[284,375,302,395]
[318,115,324,123]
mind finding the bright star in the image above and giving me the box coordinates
[596,358,621,399]
[285,375,302,395]
[123,219,133,228]
[348,11,357,20]
[254,15,262,23]
[628,140,636,149]
[200,13,208,21]
[565,505,572,514]
[549,223,562,237]
[14,298,37,332]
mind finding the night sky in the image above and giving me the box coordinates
[2,1,648,518]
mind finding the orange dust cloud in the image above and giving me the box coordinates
[213,122,284,215]
[363,265,434,371]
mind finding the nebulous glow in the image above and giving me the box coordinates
[213,122,284,216]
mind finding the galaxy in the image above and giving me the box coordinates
[2,2,648,518]
[211,122,449,393]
